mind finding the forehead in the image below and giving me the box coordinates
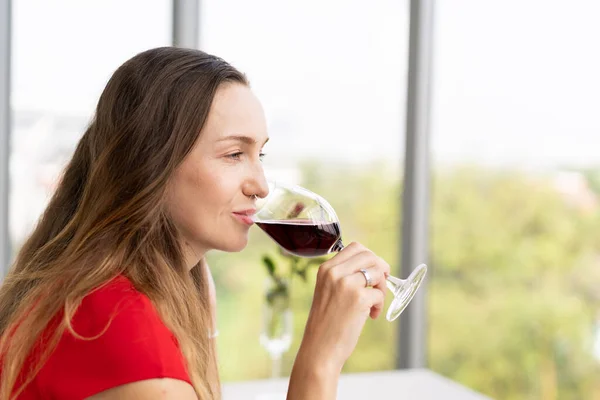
[200,83,268,143]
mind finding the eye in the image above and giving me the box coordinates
[259,152,266,162]
[227,152,243,160]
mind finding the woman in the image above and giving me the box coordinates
[0,47,390,399]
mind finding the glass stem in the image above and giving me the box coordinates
[385,274,404,295]
[271,354,282,379]
[331,239,345,252]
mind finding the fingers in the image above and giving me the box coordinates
[335,250,378,277]
[315,242,390,320]
[317,243,391,289]
[342,267,388,319]
[321,242,367,271]
[316,242,369,283]
[367,288,386,319]
[341,264,387,290]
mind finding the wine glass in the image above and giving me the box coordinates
[253,181,428,322]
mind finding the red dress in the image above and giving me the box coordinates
[11,276,192,399]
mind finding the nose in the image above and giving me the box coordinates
[243,164,270,200]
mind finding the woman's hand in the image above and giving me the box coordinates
[301,242,390,370]
[288,242,390,399]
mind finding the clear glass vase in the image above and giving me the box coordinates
[259,278,293,378]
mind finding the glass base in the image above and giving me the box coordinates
[385,263,428,321]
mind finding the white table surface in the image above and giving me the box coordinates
[222,368,493,399]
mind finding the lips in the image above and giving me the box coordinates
[232,209,257,226]
[232,209,257,216]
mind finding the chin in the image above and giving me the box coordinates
[215,235,249,253]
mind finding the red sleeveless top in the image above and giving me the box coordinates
[8,276,192,399]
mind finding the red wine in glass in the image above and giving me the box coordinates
[256,220,341,257]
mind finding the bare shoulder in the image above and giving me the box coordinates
[86,378,197,400]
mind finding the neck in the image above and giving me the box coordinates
[182,242,206,271]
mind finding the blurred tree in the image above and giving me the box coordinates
[429,167,600,399]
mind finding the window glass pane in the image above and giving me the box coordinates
[10,0,171,254]
[430,1,600,398]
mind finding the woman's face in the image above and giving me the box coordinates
[167,83,270,263]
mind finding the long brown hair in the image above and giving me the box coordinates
[0,47,248,399]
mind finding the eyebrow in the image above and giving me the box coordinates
[217,135,270,145]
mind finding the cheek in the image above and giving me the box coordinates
[196,164,242,210]
[175,169,202,209]
[169,163,239,231]
[167,166,209,236]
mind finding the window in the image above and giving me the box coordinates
[429,1,600,398]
